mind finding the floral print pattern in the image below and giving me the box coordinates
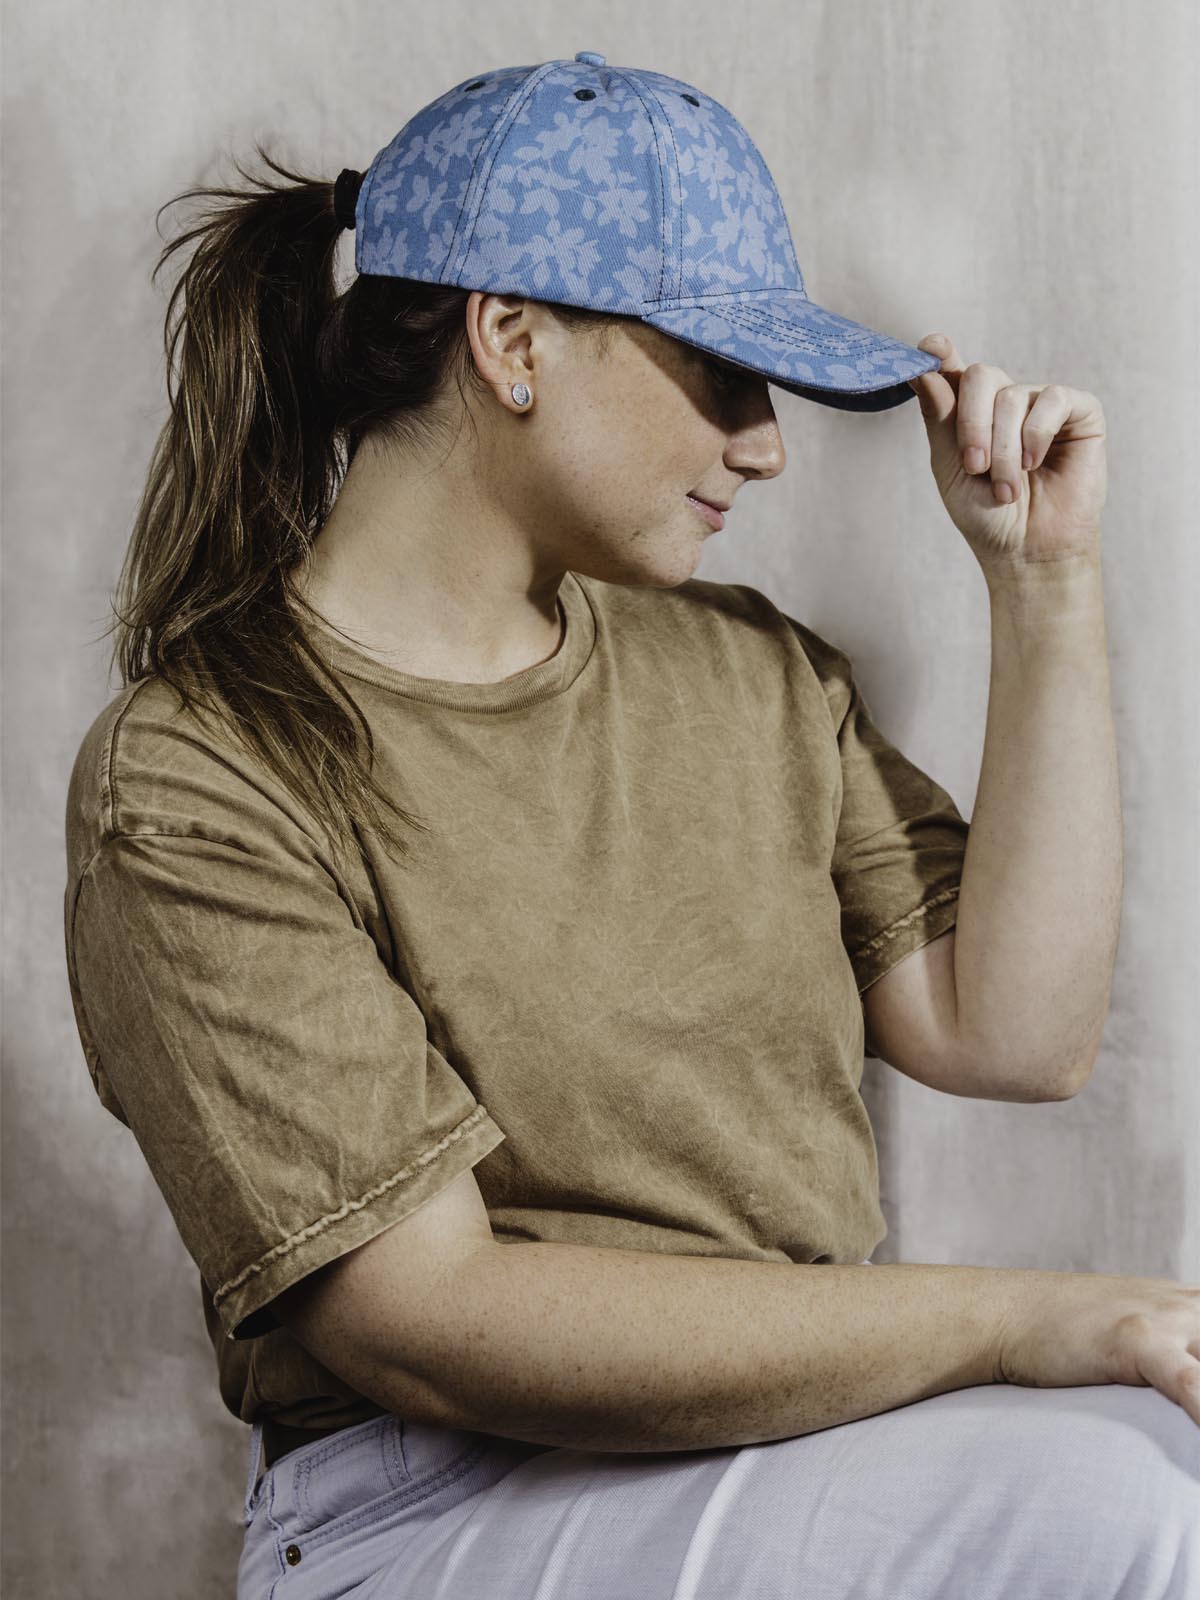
[355,54,939,410]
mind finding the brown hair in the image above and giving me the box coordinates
[104,144,619,874]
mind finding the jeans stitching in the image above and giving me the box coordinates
[386,1418,407,1488]
[263,1459,289,1600]
[295,1418,395,1524]
[242,1421,265,1526]
[279,1439,494,1555]
[298,1417,392,1475]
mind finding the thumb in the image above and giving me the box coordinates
[907,365,955,427]
[908,372,937,420]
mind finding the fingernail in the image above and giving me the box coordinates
[994,481,1014,504]
[965,447,986,473]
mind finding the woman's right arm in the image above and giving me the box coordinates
[272,1169,1200,1449]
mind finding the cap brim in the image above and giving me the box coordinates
[642,289,940,413]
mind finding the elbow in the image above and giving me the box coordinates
[979,1016,1107,1102]
[1057,1011,1110,1097]
[970,1050,1097,1102]
[1050,1056,1098,1100]
[1048,1024,1107,1100]
[1028,1048,1100,1102]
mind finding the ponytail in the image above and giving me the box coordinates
[105,143,617,875]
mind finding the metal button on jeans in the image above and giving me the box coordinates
[284,1544,302,1565]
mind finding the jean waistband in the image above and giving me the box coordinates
[261,1417,349,1472]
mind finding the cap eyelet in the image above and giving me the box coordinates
[574,89,596,101]
[680,93,700,106]
[464,80,487,92]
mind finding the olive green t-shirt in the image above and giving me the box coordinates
[63,570,968,1432]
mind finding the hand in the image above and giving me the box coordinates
[906,334,1108,576]
[992,1270,1200,1426]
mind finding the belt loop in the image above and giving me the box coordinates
[242,1420,267,1524]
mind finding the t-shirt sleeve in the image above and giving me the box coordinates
[67,828,506,1343]
[785,617,970,1041]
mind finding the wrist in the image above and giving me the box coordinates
[983,549,1106,627]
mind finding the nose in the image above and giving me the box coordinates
[726,404,787,483]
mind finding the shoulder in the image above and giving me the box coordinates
[576,572,855,720]
[64,676,325,882]
[578,572,849,668]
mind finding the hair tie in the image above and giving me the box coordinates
[333,168,363,231]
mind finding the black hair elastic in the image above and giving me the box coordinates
[333,167,363,231]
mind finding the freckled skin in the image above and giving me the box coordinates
[293,293,788,682]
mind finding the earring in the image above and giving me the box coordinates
[511,383,532,407]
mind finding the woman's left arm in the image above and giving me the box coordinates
[905,335,1120,1097]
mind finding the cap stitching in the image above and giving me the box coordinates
[448,61,560,283]
[612,69,676,304]
[723,321,874,354]
[644,286,812,310]
[716,304,880,350]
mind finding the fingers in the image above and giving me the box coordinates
[919,333,961,374]
[915,335,1035,504]
[953,360,1015,479]
[1116,1282,1200,1429]
[1136,1343,1200,1429]
[907,335,955,422]
[985,384,1035,503]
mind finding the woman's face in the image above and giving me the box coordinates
[467,296,788,591]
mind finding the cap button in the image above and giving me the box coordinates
[574,52,606,66]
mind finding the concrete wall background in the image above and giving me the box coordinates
[4,1,1197,1592]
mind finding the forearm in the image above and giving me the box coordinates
[382,1238,1047,1453]
[954,551,1122,1093]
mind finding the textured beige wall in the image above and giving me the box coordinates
[4,0,1198,1592]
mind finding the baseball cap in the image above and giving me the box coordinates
[342,50,941,412]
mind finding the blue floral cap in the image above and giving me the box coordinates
[351,51,940,412]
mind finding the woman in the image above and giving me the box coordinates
[63,50,1197,1600]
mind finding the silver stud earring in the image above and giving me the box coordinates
[511,382,532,408]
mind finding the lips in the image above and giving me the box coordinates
[686,494,726,530]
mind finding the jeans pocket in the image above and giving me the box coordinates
[282,1416,489,1545]
[239,1422,558,1599]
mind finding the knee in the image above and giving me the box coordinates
[982,1383,1199,1598]
[1088,1386,1199,1596]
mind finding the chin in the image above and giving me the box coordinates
[585,544,705,589]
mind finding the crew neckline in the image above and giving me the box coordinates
[298,569,596,712]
